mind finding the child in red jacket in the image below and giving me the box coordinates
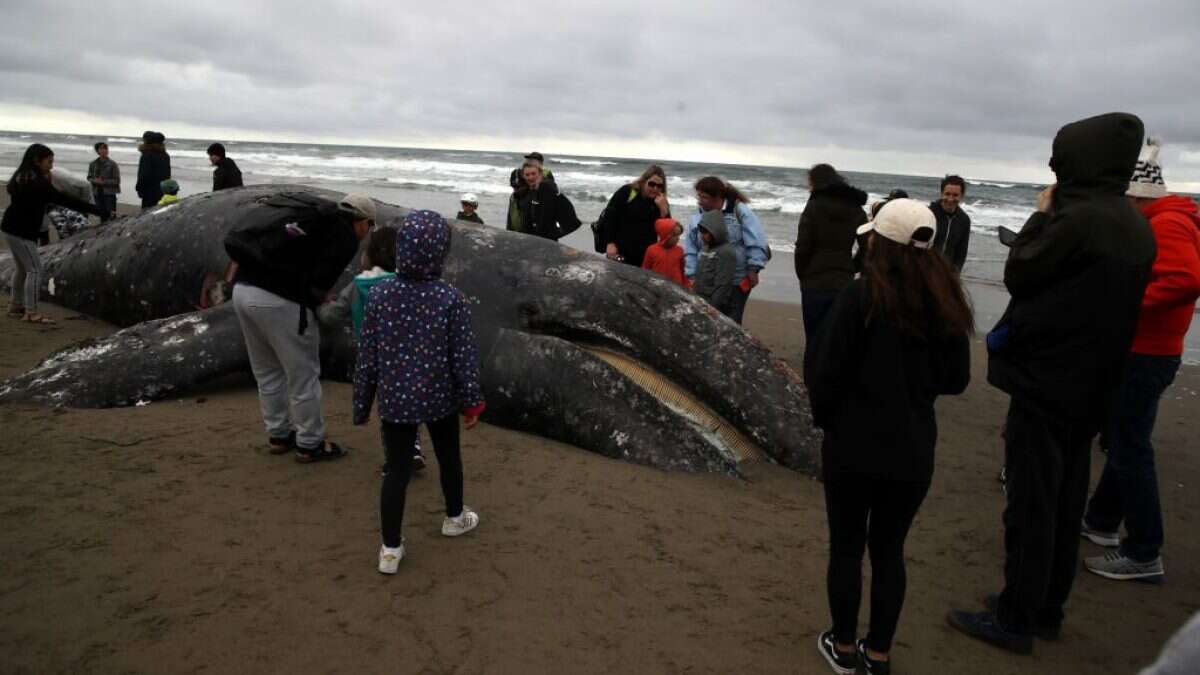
[642,218,687,287]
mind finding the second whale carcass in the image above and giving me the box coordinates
[0,186,820,475]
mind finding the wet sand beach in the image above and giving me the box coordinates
[2,276,1199,673]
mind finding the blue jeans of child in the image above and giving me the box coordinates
[1084,353,1180,562]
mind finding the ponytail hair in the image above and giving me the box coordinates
[693,176,750,204]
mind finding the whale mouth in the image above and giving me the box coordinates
[582,347,766,464]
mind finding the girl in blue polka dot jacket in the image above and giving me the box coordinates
[353,210,486,574]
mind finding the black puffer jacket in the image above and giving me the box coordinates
[794,182,868,290]
[988,112,1156,429]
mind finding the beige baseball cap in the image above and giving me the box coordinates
[855,198,936,249]
[338,193,377,222]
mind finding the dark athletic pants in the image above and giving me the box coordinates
[825,471,930,652]
[1085,353,1179,562]
[997,398,1093,634]
[380,415,463,548]
[801,288,840,342]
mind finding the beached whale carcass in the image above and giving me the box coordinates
[0,186,819,475]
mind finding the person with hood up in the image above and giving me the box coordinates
[2,144,103,324]
[684,177,769,325]
[948,113,1157,655]
[208,143,244,191]
[1081,137,1200,585]
[353,210,485,575]
[794,163,869,340]
[691,209,738,318]
[641,218,687,287]
[135,131,171,209]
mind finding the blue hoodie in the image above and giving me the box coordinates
[353,210,485,425]
[683,200,769,281]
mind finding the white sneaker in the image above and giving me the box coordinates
[378,542,404,574]
[441,507,480,537]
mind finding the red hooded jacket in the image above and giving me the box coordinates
[642,218,687,287]
[1132,195,1200,356]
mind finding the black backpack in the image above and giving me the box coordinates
[553,192,582,239]
[223,192,341,333]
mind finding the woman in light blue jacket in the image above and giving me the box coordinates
[683,176,770,324]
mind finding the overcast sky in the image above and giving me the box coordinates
[2,1,1198,187]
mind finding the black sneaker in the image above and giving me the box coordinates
[983,594,1061,640]
[856,640,890,675]
[947,609,1033,655]
[295,441,348,464]
[267,431,296,455]
[816,631,857,674]
[412,452,426,472]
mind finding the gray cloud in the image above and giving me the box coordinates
[2,0,1198,180]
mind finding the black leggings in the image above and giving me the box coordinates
[380,415,464,548]
[825,472,929,652]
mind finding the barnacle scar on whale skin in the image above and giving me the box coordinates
[0,185,820,475]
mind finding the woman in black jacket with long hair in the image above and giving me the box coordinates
[805,199,972,674]
[598,164,671,267]
[2,144,102,324]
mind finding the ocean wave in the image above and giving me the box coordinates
[383,177,512,196]
[555,158,619,166]
[970,180,1017,189]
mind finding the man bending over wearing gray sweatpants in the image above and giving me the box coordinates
[228,193,373,462]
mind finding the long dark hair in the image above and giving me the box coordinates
[863,234,974,340]
[694,176,750,204]
[7,144,53,195]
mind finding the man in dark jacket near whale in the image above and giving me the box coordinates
[948,113,1156,654]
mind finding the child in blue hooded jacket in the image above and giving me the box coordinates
[353,210,486,574]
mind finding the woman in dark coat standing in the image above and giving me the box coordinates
[517,160,560,240]
[794,163,868,340]
[598,164,671,267]
[135,131,171,209]
[2,144,102,324]
[805,199,972,674]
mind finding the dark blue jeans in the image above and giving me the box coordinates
[801,288,841,340]
[1085,353,1180,562]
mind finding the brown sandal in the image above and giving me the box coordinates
[22,313,56,325]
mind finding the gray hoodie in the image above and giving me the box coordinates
[692,209,738,317]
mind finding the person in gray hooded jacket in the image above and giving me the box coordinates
[691,209,738,318]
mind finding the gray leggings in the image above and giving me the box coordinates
[4,234,41,312]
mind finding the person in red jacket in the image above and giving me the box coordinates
[1082,137,1200,584]
[641,218,687,287]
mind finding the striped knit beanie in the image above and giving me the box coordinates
[1127,137,1167,199]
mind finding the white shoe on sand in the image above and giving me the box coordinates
[442,507,479,537]
[378,542,404,574]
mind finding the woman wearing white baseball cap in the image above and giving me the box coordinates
[805,198,974,674]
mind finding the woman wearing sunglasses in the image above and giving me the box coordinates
[597,164,671,267]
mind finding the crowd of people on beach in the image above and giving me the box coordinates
[4,111,1200,673]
